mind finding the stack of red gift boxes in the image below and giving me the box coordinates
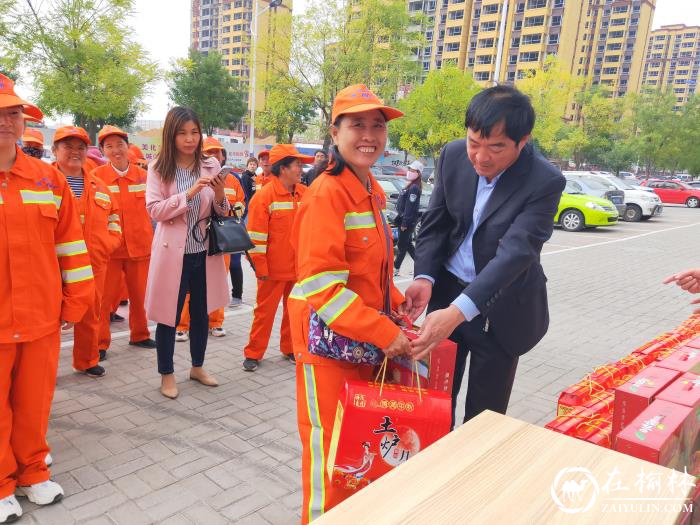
[546,315,700,474]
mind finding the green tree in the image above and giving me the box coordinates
[1,0,158,138]
[167,50,246,136]
[260,0,423,147]
[516,56,582,158]
[257,78,316,142]
[388,66,480,165]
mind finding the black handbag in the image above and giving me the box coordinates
[193,208,255,256]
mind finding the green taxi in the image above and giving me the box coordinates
[555,181,619,232]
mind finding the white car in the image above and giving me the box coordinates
[571,172,663,222]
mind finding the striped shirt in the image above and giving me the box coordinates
[175,167,205,254]
[66,176,85,198]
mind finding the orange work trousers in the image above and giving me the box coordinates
[0,330,59,498]
[73,260,108,370]
[177,256,228,332]
[177,295,224,331]
[111,274,128,312]
[243,279,293,360]
[297,361,374,524]
[99,257,150,349]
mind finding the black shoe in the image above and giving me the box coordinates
[110,312,125,322]
[119,300,129,306]
[243,358,259,372]
[99,350,107,361]
[129,338,156,349]
[286,353,296,363]
[74,365,106,378]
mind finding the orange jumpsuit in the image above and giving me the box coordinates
[289,168,404,524]
[178,173,245,331]
[244,176,305,360]
[69,169,121,370]
[254,173,271,192]
[93,163,153,348]
[0,148,94,498]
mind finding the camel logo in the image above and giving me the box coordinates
[551,467,600,514]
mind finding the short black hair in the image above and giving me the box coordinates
[271,156,297,176]
[315,149,328,157]
[465,85,535,145]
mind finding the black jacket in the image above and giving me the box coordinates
[240,169,256,206]
[395,182,422,228]
[415,140,565,357]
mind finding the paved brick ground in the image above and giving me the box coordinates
[18,206,700,524]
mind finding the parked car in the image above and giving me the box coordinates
[688,181,700,189]
[584,173,663,221]
[639,179,700,208]
[562,172,626,216]
[375,175,433,241]
[556,181,619,232]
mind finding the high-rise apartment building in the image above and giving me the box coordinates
[641,24,700,110]
[190,0,292,133]
[418,0,655,97]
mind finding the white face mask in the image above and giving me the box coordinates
[406,169,420,181]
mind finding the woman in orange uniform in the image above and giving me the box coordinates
[0,74,94,522]
[94,125,156,360]
[52,126,121,377]
[175,137,246,340]
[243,144,311,372]
[288,85,411,523]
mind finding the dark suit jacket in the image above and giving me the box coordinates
[415,140,565,357]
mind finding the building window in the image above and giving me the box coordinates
[508,71,516,82]
[602,67,618,75]
[446,42,460,52]
[514,20,523,30]
[511,37,520,47]
[610,18,626,27]
[468,57,475,67]
[522,34,542,45]
[483,3,499,14]
[607,43,622,51]
[613,5,628,13]
[605,55,620,63]
[447,26,462,36]
[449,10,464,20]
[475,71,491,81]
[554,0,564,7]
[481,21,497,31]
[609,31,624,39]
[477,54,493,64]
[509,54,517,65]
[551,15,562,27]
[520,51,539,62]
[549,34,559,45]
[516,3,525,14]
[527,0,546,8]
[525,15,544,27]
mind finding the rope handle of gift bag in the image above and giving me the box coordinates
[374,357,423,403]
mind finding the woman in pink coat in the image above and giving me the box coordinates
[145,107,230,399]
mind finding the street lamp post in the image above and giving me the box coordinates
[248,0,281,156]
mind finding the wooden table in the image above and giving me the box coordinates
[315,410,694,524]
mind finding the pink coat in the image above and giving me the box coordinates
[145,157,230,327]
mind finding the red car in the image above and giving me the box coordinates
[640,179,700,208]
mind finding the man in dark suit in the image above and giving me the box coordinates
[405,85,565,426]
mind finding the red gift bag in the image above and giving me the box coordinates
[326,360,452,491]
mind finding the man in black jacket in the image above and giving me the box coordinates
[404,85,565,425]
[240,156,258,211]
[302,149,328,186]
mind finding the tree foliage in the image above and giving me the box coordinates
[0,0,158,138]
[389,65,480,163]
[260,0,422,146]
[167,49,246,136]
[257,77,316,143]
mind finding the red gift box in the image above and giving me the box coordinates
[685,336,700,350]
[387,328,456,394]
[327,380,451,490]
[612,366,681,442]
[615,400,694,470]
[656,373,700,408]
[656,346,700,375]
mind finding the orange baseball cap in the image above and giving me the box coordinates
[331,84,403,123]
[21,128,44,147]
[127,144,145,162]
[0,73,43,121]
[53,126,91,146]
[268,144,314,166]
[203,136,225,153]
[97,125,128,145]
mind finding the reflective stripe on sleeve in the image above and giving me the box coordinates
[248,231,268,241]
[300,270,350,298]
[249,244,267,254]
[107,214,120,222]
[62,265,94,283]
[289,284,305,301]
[316,288,358,325]
[344,211,376,230]
[108,223,122,233]
[55,240,88,257]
